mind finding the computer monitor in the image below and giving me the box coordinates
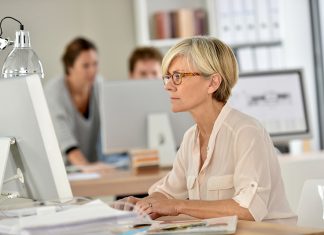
[0,75,73,202]
[99,79,194,154]
[228,69,311,144]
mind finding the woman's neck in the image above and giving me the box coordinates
[191,99,224,138]
[65,75,91,96]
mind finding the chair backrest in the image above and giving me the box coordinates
[297,179,324,228]
[278,154,324,213]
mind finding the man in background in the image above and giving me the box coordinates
[129,46,163,79]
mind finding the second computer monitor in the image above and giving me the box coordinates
[99,79,194,154]
[228,69,311,143]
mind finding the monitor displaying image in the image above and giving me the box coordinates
[228,69,311,143]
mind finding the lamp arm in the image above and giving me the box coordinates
[0,17,23,51]
[0,16,24,37]
[0,37,13,50]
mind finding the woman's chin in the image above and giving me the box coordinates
[171,105,186,113]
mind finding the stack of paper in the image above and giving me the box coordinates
[0,200,151,235]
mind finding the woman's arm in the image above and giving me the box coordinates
[68,149,114,173]
[177,199,254,220]
[137,197,254,220]
[67,148,89,165]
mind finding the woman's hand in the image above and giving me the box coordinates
[79,162,115,174]
[135,197,181,219]
[111,196,141,211]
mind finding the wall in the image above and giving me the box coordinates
[280,0,319,150]
[0,0,135,81]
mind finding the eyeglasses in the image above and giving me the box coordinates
[162,72,201,85]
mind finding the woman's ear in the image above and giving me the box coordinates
[207,73,222,94]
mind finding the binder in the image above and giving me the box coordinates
[255,0,271,41]
[232,0,246,44]
[255,46,271,70]
[215,0,235,44]
[154,11,172,39]
[269,0,281,40]
[194,9,208,36]
[176,9,195,38]
[243,0,257,43]
[269,45,285,69]
[237,47,256,72]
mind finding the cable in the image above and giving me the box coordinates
[0,16,24,37]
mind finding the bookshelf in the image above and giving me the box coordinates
[133,0,285,72]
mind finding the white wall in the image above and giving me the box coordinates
[0,0,136,81]
[280,0,319,150]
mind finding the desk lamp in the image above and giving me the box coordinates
[0,17,43,198]
[0,16,44,79]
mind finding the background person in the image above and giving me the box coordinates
[128,46,163,79]
[45,37,112,173]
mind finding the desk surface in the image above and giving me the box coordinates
[236,220,324,235]
[70,168,169,197]
[159,216,324,235]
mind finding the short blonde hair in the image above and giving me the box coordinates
[162,36,238,103]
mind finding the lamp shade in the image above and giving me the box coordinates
[1,30,44,78]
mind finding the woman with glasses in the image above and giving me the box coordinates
[117,36,296,223]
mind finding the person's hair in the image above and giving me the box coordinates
[162,36,238,103]
[128,46,163,73]
[62,37,97,75]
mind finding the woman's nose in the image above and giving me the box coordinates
[164,79,176,91]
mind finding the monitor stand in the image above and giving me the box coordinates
[148,113,176,167]
[0,137,25,197]
[274,143,290,154]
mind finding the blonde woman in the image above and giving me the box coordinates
[118,36,296,223]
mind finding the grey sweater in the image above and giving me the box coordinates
[45,77,100,164]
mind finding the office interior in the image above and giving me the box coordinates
[1,0,324,233]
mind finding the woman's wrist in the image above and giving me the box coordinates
[175,199,186,215]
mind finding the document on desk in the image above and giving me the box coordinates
[146,216,237,234]
[0,199,149,234]
[67,172,101,181]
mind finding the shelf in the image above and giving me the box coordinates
[144,38,282,50]
[230,40,282,49]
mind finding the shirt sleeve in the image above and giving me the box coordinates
[232,124,274,221]
[148,138,188,199]
[45,89,78,162]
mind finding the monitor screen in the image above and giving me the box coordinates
[99,79,194,154]
[0,75,73,202]
[228,69,311,143]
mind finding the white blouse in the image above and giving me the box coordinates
[149,103,297,223]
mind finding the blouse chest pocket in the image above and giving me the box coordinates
[207,175,235,200]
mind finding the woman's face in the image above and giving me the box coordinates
[68,49,98,85]
[164,56,212,113]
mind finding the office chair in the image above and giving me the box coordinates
[297,179,324,229]
[279,155,324,212]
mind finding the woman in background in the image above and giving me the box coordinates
[45,37,110,172]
